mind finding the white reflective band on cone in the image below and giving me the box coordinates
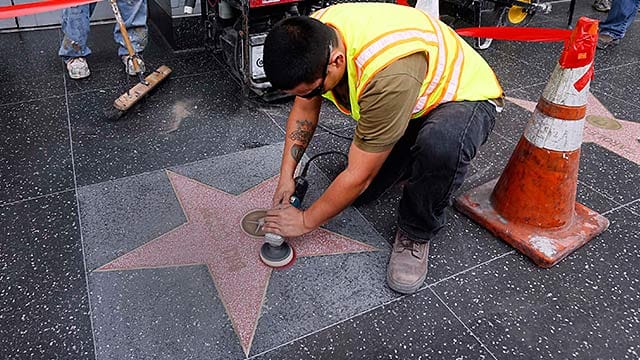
[524,111,585,151]
[542,63,592,107]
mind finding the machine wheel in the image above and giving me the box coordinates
[475,37,493,49]
[506,0,536,26]
[472,4,508,50]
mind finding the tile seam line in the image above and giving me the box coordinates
[64,70,228,96]
[594,60,640,74]
[248,250,515,359]
[259,108,287,135]
[505,80,548,93]
[0,94,66,108]
[425,250,516,288]
[494,47,550,73]
[492,128,516,144]
[627,200,640,217]
[592,89,640,111]
[601,198,640,216]
[507,84,640,109]
[576,180,626,211]
[429,287,499,360]
[503,62,640,93]
[0,188,75,208]
[74,143,285,191]
[245,294,408,359]
[62,56,99,360]
[259,108,355,138]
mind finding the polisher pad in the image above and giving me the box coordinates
[259,242,295,268]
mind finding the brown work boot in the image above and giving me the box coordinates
[386,230,429,294]
[596,34,620,50]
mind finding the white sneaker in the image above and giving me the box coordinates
[122,55,145,76]
[66,57,90,79]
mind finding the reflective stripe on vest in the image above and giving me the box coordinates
[355,29,438,76]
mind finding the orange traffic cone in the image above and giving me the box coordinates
[455,17,609,268]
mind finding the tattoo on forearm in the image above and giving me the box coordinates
[290,144,305,162]
[289,119,314,146]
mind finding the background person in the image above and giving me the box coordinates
[59,0,148,79]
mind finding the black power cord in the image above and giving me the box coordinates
[291,151,348,208]
[300,150,348,178]
[292,125,351,206]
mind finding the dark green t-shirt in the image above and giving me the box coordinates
[354,52,427,153]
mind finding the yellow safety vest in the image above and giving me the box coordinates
[312,3,503,120]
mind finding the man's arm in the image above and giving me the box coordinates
[273,96,323,206]
[304,143,391,228]
[264,143,390,237]
[304,53,427,228]
[266,53,427,235]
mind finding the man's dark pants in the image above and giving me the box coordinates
[356,100,497,243]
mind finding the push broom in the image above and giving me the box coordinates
[105,0,171,120]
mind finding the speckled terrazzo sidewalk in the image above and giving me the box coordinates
[1,1,639,359]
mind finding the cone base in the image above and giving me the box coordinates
[455,179,610,268]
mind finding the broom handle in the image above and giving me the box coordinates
[109,0,140,73]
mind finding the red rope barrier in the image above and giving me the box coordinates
[455,26,573,42]
[0,0,100,20]
[1,0,574,46]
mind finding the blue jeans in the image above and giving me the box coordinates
[59,0,148,61]
[356,101,496,243]
[600,0,640,39]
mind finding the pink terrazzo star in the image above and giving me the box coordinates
[507,93,640,165]
[96,171,378,355]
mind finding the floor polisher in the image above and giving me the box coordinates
[260,176,308,268]
[105,0,171,120]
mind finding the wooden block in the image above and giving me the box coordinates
[113,65,172,111]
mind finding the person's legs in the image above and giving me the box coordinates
[387,100,496,294]
[113,0,149,56]
[397,100,496,242]
[59,3,96,60]
[59,3,96,78]
[600,0,640,39]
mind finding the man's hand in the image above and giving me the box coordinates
[272,176,296,207]
[263,204,312,238]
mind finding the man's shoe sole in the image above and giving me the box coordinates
[68,71,90,80]
[386,270,427,294]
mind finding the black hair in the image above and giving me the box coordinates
[263,16,336,90]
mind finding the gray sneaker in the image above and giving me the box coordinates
[386,230,429,294]
[122,55,145,76]
[66,57,90,79]
[592,0,611,12]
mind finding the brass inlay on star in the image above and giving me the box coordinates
[241,209,268,238]
[586,115,622,130]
